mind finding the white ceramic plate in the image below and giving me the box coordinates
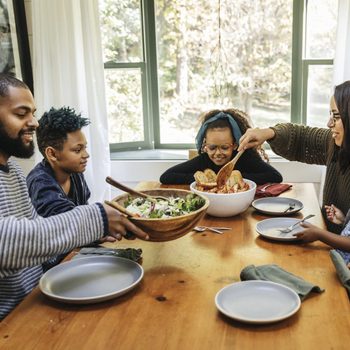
[252,197,303,216]
[256,217,304,241]
[39,256,144,304]
[215,280,301,324]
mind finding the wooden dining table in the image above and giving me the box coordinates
[0,182,349,350]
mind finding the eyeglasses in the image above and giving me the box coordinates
[329,111,341,125]
[204,143,235,153]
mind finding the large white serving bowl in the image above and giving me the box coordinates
[190,179,257,217]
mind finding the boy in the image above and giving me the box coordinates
[27,107,91,217]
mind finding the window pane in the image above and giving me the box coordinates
[307,65,334,128]
[0,0,16,74]
[99,0,142,62]
[305,0,338,59]
[104,69,144,143]
[156,0,293,144]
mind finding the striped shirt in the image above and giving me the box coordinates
[0,159,105,320]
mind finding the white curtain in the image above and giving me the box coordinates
[319,0,350,204]
[333,0,350,85]
[32,0,111,202]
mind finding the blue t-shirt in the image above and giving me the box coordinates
[337,214,350,264]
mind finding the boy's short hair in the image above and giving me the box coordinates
[37,107,90,157]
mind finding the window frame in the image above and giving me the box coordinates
[103,0,335,153]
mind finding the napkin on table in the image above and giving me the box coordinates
[330,249,350,296]
[73,247,143,262]
[255,183,292,198]
[240,264,324,300]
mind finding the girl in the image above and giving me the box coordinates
[160,109,282,185]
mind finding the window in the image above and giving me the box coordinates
[99,0,338,153]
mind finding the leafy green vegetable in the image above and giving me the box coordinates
[123,193,205,218]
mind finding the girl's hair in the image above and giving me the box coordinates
[334,80,350,171]
[199,108,269,161]
[333,80,350,171]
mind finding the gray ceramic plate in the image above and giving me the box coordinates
[39,256,143,304]
[252,197,303,216]
[256,217,304,241]
[215,280,301,324]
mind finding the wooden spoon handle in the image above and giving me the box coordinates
[104,200,136,217]
[231,149,244,167]
[106,176,149,200]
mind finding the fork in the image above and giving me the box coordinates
[283,203,296,213]
[193,226,230,234]
[259,183,273,192]
[278,214,315,233]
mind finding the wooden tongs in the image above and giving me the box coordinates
[105,176,168,202]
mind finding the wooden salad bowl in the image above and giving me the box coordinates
[111,188,209,242]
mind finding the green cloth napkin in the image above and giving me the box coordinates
[240,264,324,301]
[330,250,350,295]
[73,247,142,262]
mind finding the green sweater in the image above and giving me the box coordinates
[269,123,350,234]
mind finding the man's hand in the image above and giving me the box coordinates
[102,204,149,241]
[238,127,275,152]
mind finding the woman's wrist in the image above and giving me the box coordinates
[267,127,276,141]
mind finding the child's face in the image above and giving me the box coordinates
[55,129,89,174]
[203,127,235,166]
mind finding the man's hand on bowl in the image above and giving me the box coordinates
[102,204,149,241]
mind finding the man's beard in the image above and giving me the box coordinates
[0,123,35,159]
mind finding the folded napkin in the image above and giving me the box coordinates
[240,264,324,300]
[73,247,142,262]
[330,250,350,295]
[255,183,292,198]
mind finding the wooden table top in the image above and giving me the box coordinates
[0,183,349,350]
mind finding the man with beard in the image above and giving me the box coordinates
[0,73,148,320]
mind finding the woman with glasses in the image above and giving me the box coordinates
[159,108,282,186]
[238,80,350,234]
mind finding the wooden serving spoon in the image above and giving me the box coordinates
[216,150,245,188]
[104,200,136,217]
[106,176,168,202]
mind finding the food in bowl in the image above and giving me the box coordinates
[194,169,249,194]
[124,194,206,218]
[111,189,209,241]
[190,179,257,217]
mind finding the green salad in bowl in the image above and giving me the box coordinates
[124,194,205,219]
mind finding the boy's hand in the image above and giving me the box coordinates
[238,128,275,152]
[102,204,149,241]
[325,204,345,225]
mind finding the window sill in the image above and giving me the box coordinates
[110,149,188,160]
[110,149,284,161]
